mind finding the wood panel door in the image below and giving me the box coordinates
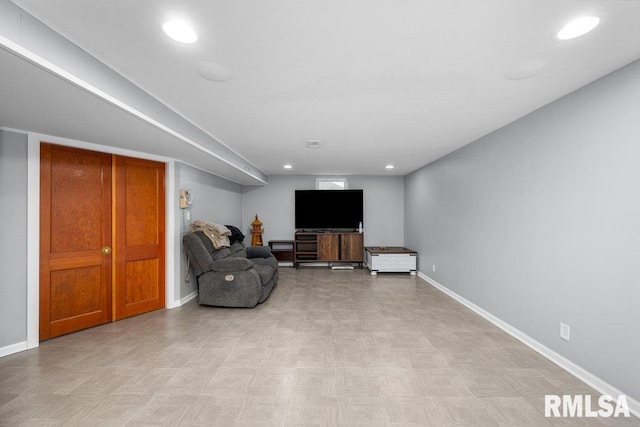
[317,233,339,261]
[114,155,165,320]
[40,144,113,340]
[340,233,364,262]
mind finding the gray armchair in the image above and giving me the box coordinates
[183,231,278,307]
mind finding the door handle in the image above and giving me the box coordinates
[101,246,112,254]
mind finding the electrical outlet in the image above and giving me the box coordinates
[560,323,570,341]
[432,264,436,272]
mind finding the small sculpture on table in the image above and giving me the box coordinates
[250,214,264,246]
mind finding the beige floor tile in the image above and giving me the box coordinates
[233,395,290,426]
[336,396,391,425]
[0,268,637,426]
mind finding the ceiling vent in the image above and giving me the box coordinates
[306,140,321,148]
[196,62,230,82]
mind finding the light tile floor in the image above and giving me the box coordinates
[0,268,637,426]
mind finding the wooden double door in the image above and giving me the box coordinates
[40,143,165,340]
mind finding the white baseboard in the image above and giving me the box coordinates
[167,290,197,309]
[179,291,198,306]
[418,272,640,419]
[0,341,28,358]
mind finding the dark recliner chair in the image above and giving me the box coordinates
[183,231,278,307]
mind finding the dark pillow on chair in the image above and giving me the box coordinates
[225,225,245,244]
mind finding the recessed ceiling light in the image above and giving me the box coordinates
[283,164,293,169]
[162,20,198,44]
[557,16,600,40]
[385,165,394,170]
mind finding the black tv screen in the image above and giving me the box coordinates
[295,190,363,230]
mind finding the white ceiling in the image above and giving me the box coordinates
[0,46,265,184]
[7,0,640,178]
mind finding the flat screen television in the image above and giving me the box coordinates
[295,189,363,230]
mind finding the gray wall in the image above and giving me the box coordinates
[0,130,28,347]
[176,163,243,299]
[405,60,640,401]
[242,175,404,247]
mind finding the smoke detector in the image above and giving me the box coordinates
[306,140,321,148]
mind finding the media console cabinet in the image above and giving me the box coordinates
[365,246,417,275]
[294,231,364,268]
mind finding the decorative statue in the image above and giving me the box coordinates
[250,214,264,246]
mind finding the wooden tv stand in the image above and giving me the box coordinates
[294,231,364,269]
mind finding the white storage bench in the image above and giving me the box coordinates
[365,246,417,275]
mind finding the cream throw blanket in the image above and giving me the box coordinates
[189,220,232,249]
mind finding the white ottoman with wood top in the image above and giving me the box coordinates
[365,246,417,275]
